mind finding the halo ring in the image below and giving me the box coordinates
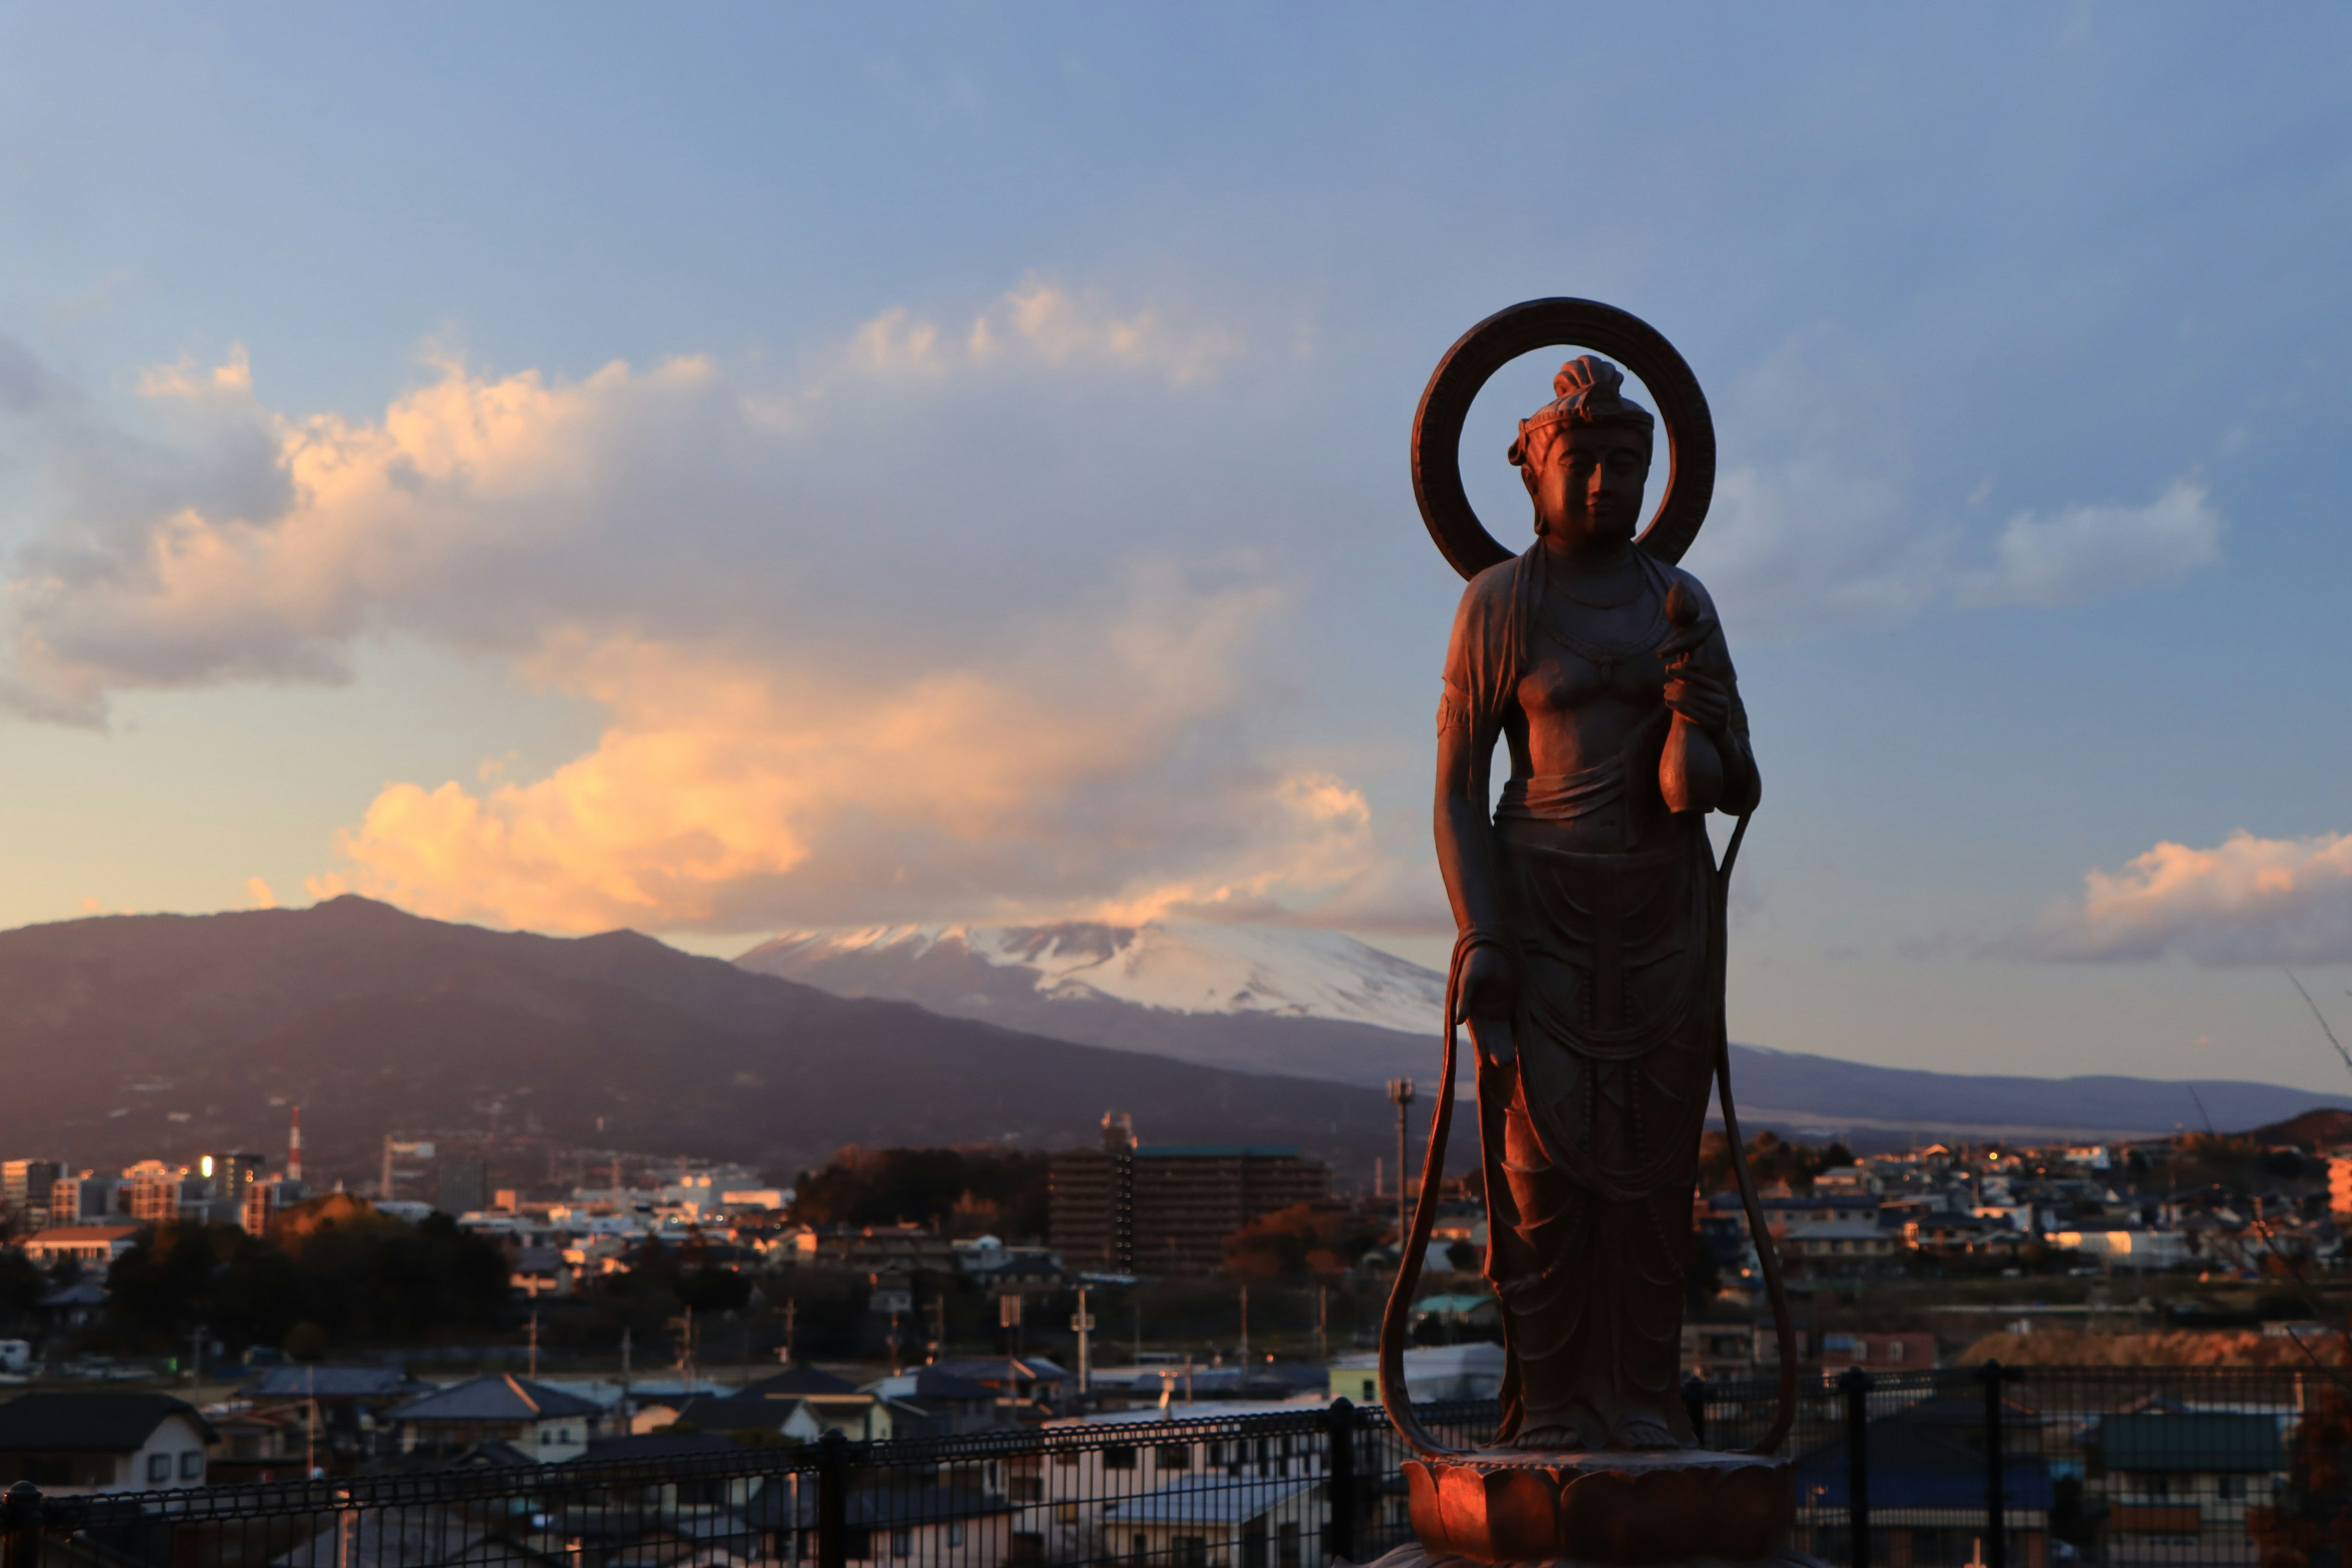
[1411,298,1714,580]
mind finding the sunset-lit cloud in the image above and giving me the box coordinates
[2024,829,2352,965]
[305,582,1382,933]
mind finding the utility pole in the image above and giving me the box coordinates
[1238,1286,1249,1365]
[527,1313,540,1381]
[1071,1286,1095,1396]
[1316,1286,1329,1365]
[782,1298,796,1368]
[620,1327,634,1430]
[1387,1079,1417,1248]
[671,1308,697,1387]
[930,1296,946,1364]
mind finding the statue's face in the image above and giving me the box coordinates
[1526,421,1651,554]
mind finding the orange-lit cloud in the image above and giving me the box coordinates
[2026,829,2352,964]
[307,579,1381,933]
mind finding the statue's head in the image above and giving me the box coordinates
[1509,356,1654,549]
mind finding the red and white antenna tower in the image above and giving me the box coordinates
[287,1104,304,1184]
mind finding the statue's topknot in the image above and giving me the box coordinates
[1507,354,1655,467]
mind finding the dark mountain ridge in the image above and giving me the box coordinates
[0,897,1412,1183]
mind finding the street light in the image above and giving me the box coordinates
[1387,1077,1416,1249]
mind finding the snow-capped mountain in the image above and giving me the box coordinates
[736,922,1448,1088]
[756,922,1444,1032]
[736,920,2352,1143]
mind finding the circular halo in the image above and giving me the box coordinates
[1411,298,1716,580]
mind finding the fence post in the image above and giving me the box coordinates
[815,1429,850,1568]
[1325,1398,1358,1564]
[1682,1376,1709,1449]
[1,1481,41,1568]
[1839,1368,1871,1568]
[1981,1360,2007,1568]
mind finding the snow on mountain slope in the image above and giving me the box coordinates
[748,922,1446,1034]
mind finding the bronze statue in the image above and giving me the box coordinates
[1376,300,1806,1567]
[1436,351,1754,1450]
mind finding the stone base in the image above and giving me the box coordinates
[1396,1448,1807,1566]
[1355,1544,1828,1568]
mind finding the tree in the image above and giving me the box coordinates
[1224,1205,1385,1278]
[794,1147,1050,1238]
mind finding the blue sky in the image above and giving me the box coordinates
[1,5,2348,1093]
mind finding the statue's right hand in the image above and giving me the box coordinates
[1456,944,1517,1025]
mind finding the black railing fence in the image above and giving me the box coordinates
[0,1363,2339,1567]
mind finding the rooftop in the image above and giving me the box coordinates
[388,1374,601,1424]
[0,1393,213,1453]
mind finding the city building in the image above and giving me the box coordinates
[22,1224,141,1267]
[120,1161,190,1226]
[46,1172,120,1223]
[2,1159,62,1226]
[1051,1117,1330,1274]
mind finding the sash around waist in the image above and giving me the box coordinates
[1494,763,1621,823]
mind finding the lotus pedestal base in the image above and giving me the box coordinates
[1385,1448,1825,1567]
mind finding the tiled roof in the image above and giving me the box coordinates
[0,1393,214,1453]
[388,1374,601,1423]
[238,1366,424,1400]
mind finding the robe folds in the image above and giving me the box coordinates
[1438,543,1752,1450]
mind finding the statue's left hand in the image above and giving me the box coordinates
[1663,665,1729,733]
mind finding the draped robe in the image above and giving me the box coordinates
[1438,543,1755,1450]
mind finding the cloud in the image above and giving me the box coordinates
[1960,478,2221,607]
[306,572,1381,933]
[1678,330,2223,636]
[0,282,1380,936]
[0,275,1252,728]
[2022,829,2352,964]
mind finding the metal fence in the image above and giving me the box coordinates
[1,1364,2343,1568]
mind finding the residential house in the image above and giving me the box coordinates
[1101,1476,1324,1568]
[1778,1219,1898,1277]
[1328,1343,1506,1406]
[1819,1332,1937,1374]
[932,1357,1068,1414]
[869,1368,1009,1437]
[742,1477,1016,1568]
[232,1365,432,1472]
[1793,1408,2052,1568]
[386,1374,602,1463]
[2096,1411,2286,1559]
[0,1393,214,1493]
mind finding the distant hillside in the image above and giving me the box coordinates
[2243,1107,2352,1150]
[0,899,1414,1184]
[742,921,2352,1145]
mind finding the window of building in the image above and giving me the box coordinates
[948,1523,963,1548]
[892,1528,911,1558]
[1278,1521,1302,1568]
[845,1531,873,1560]
[1131,1535,1148,1562]
[178,1452,202,1480]
[1360,1378,1376,1400]
[1156,1444,1191,1472]
[1104,1445,1137,1471]
[148,1453,172,1483]
[1176,1536,1208,1567]
[2220,1476,2246,1501]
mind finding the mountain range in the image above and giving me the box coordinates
[741,922,2352,1147]
[0,899,2341,1194]
[0,898,1413,1184]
